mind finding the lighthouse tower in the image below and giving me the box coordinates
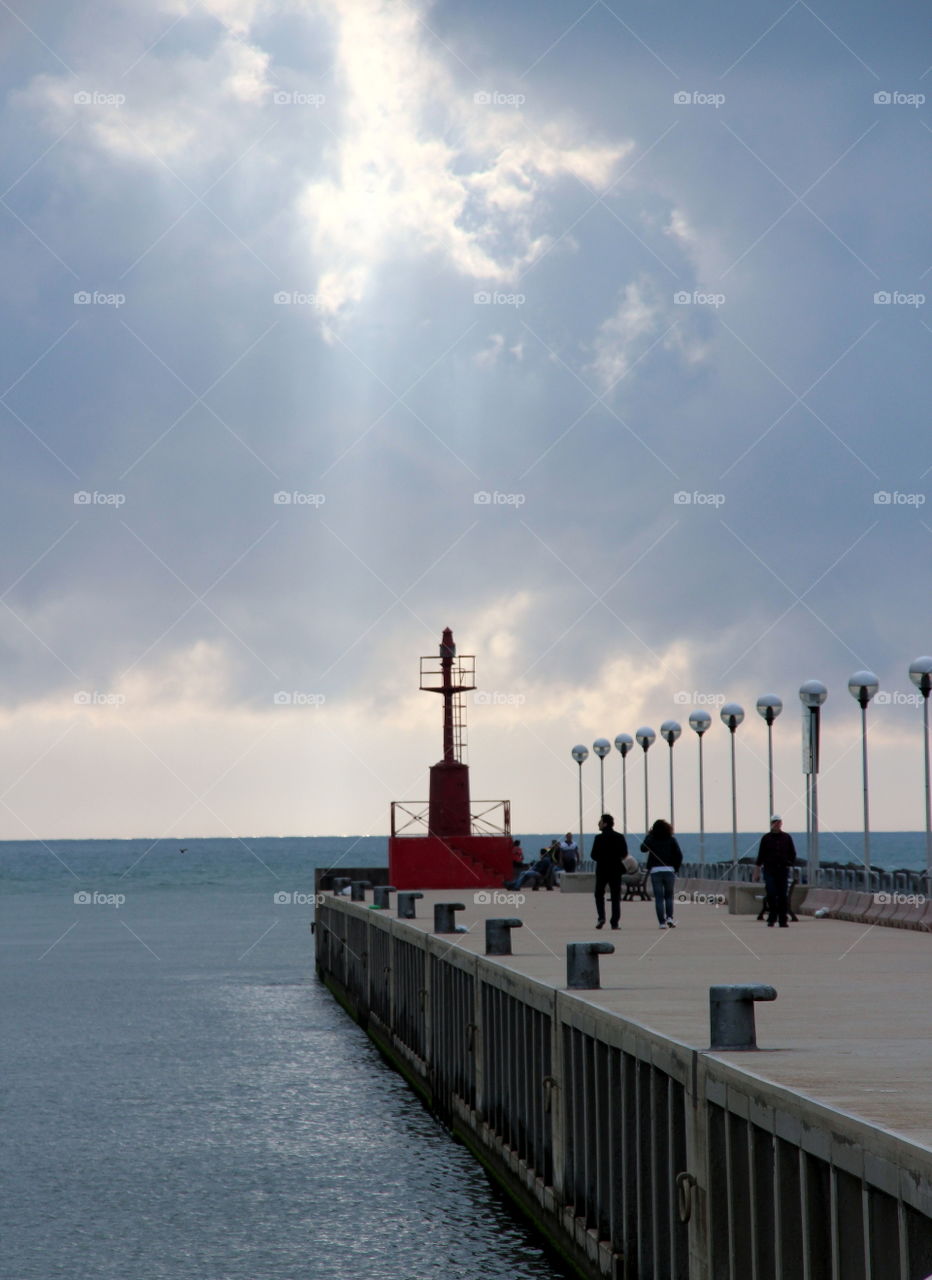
[388,628,515,890]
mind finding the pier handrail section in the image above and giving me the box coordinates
[315,895,932,1280]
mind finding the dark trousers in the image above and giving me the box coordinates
[595,870,621,926]
[763,869,789,925]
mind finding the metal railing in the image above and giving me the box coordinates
[390,799,511,837]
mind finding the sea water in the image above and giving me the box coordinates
[0,837,567,1280]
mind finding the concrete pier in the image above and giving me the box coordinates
[314,882,932,1279]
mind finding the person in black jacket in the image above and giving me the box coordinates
[753,815,797,927]
[641,818,684,929]
[590,813,628,929]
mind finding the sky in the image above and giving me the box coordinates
[0,0,929,843]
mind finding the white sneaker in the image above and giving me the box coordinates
[659,923,667,930]
[666,919,676,928]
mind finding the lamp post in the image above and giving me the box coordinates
[909,657,932,889]
[635,727,655,834]
[799,680,828,883]
[571,745,588,859]
[755,695,783,823]
[592,738,611,816]
[720,703,745,867]
[689,711,711,867]
[660,720,682,827]
[614,733,633,835]
[847,671,879,891]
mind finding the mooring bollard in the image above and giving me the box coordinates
[434,902,465,933]
[485,918,522,955]
[350,880,371,902]
[709,984,777,1049]
[566,941,614,989]
[397,891,423,919]
[372,885,397,910]
[331,877,351,895]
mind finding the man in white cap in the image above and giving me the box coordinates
[753,816,797,927]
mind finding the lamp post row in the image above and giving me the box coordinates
[570,656,932,889]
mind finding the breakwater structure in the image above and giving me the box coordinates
[314,885,932,1280]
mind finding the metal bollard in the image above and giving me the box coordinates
[372,885,397,910]
[709,984,777,1049]
[331,877,351,895]
[397,891,423,919]
[433,902,465,933]
[566,941,615,989]
[485,918,522,955]
[350,880,371,902]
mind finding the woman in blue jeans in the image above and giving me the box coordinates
[641,819,684,929]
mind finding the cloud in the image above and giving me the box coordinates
[299,0,629,315]
[587,276,667,391]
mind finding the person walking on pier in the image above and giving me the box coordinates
[753,815,797,927]
[590,813,627,930]
[641,819,683,929]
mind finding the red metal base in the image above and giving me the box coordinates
[388,834,516,890]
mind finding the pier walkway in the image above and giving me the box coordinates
[397,888,932,1151]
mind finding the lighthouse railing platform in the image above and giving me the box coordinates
[390,799,511,838]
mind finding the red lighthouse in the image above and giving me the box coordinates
[388,628,515,890]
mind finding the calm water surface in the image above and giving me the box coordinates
[1,840,568,1280]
